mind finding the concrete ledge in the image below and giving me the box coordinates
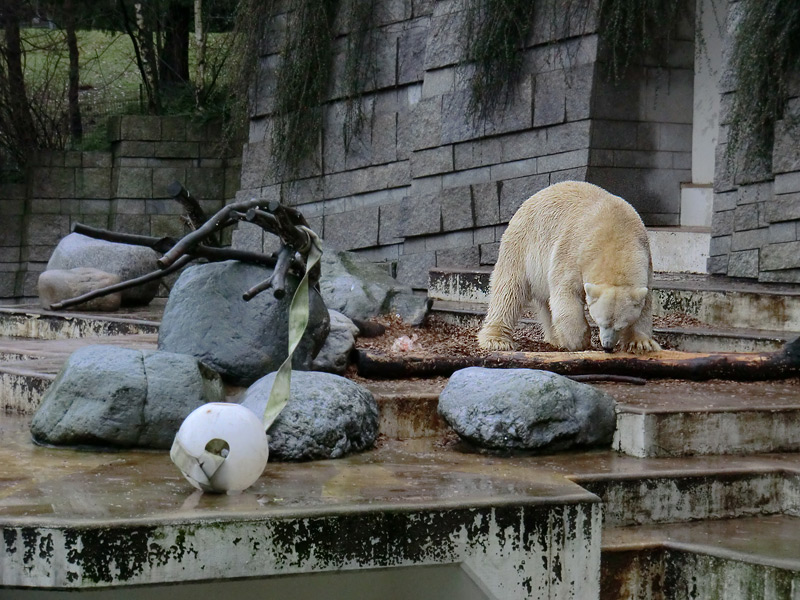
[602,515,800,599]
[0,307,159,340]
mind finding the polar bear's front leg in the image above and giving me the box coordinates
[549,288,591,351]
[621,292,661,354]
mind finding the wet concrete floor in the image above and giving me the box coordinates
[1,411,800,527]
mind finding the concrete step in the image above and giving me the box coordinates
[428,269,800,334]
[0,334,159,414]
[609,379,800,458]
[601,515,800,599]
[0,305,160,340]
[647,226,710,274]
[430,299,795,353]
[5,340,800,460]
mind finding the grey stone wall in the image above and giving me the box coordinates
[0,116,240,298]
[588,14,695,227]
[236,0,696,288]
[708,1,800,283]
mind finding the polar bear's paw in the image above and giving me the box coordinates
[624,336,661,354]
[477,327,516,351]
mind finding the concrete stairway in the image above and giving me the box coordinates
[2,294,800,598]
[426,267,800,598]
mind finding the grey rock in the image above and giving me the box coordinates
[320,242,431,325]
[47,233,160,305]
[311,310,359,374]
[38,267,122,311]
[438,367,616,451]
[158,260,330,386]
[241,370,379,461]
[30,345,224,449]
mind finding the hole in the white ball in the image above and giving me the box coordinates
[205,438,230,457]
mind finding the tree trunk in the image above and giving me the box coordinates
[193,0,206,106]
[1,0,38,165]
[161,1,191,88]
[64,0,83,143]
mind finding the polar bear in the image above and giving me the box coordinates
[477,181,661,354]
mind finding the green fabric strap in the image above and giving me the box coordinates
[261,227,323,430]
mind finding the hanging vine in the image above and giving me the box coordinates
[236,0,798,185]
[340,0,378,151]
[596,0,689,82]
[460,0,537,119]
[270,0,339,178]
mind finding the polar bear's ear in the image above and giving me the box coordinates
[584,283,601,303]
[631,287,649,302]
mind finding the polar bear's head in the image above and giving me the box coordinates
[583,283,649,352]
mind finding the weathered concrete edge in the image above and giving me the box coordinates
[0,502,602,593]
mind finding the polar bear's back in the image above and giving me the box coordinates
[500,180,651,291]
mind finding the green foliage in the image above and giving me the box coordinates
[461,0,537,119]
[727,0,800,168]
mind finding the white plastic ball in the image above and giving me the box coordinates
[171,403,269,494]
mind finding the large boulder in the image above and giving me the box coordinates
[320,243,430,325]
[311,309,359,374]
[31,345,224,449]
[158,260,330,386]
[438,367,616,452]
[240,370,379,461]
[46,233,160,306]
[38,267,122,311]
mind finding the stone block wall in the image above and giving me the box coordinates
[236,0,696,288]
[708,0,800,283]
[0,115,240,298]
[588,14,695,226]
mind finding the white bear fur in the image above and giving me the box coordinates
[477,181,661,354]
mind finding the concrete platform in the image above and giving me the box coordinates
[0,414,601,595]
[0,304,160,340]
[0,333,159,414]
[3,413,800,594]
[3,298,800,597]
[609,379,800,457]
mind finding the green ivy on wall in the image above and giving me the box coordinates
[727,0,800,170]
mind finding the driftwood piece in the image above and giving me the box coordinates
[49,255,195,311]
[167,180,211,232]
[166,180,220,248]
[243,246,293,300]
[355,336,800,382]
[53,184,322,309]
[72,224,279,267]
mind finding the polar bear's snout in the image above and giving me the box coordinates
[598,328,620,353]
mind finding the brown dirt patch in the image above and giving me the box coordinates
[352,311,700,360]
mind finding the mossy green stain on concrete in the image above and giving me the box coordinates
[269,507,503,570]
[3,529,17,555]
[64,527,160,583]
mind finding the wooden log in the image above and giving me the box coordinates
[355,337,800,381]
